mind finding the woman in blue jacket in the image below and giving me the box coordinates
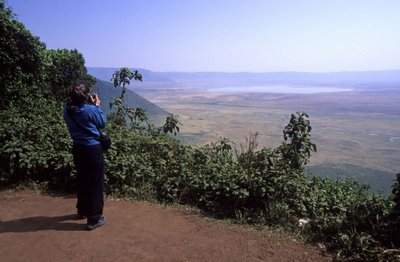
[64,83,106,230]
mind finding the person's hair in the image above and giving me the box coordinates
[67,83,90,112]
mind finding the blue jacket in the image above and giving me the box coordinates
[64,104,106,146]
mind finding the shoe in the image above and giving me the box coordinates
[86,216,105,231]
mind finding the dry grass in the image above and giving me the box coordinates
[140,88,400,175]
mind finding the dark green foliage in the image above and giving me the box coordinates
[278,112,317,170]
[163,114,181,136]
[0,99,74,188]
[112,67,142,89]
[391,173,400,211]
[303,177,393,260]
[109,68,146,128]
[0,1,46,109]
[180,140,246,214]
[43,49,95,102]
[0,1,91,188]
[102,125,154,196]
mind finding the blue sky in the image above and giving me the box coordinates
[7,0,400,72]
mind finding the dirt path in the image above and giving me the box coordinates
[0,190,330,261]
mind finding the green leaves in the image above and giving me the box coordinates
[111,67,142,89]
[163,114,182,136]
[278,112,317,170]
[302,176,393,260]
[0,100,74,187]
[109,68,147,130]
[0,1,46,109]
[43,49,95,102]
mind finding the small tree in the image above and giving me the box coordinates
[110,67,147,129]
[0,1,46,109]
[163,114,181,136]
[277,112,317,170]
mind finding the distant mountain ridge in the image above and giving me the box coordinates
[88,67,174,83]
[88,67,400,89]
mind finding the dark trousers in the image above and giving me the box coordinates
[72,144,104,222]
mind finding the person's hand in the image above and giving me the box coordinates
[93,95,101,106]
[89,95,101,106]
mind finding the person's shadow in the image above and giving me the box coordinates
[0,214,85,232]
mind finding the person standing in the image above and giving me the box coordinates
[64,83,106,230]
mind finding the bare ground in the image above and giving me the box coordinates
[0,190,331,261]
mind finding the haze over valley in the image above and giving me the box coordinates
[89,68,400,194]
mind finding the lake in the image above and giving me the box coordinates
[207,85,353,94]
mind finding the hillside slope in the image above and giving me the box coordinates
[95,79,169,118]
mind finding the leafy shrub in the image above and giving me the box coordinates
[0,99,75,188]
[181,141,246,215]
[103,125,190,200]
[303,176,393,260]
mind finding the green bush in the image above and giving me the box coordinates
[303,176,393,260]
[0,99,74,188]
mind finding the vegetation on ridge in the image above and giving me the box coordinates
[1,1,400,260]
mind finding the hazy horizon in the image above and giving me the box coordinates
[89,66,400,74]
[8,0,400,73]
